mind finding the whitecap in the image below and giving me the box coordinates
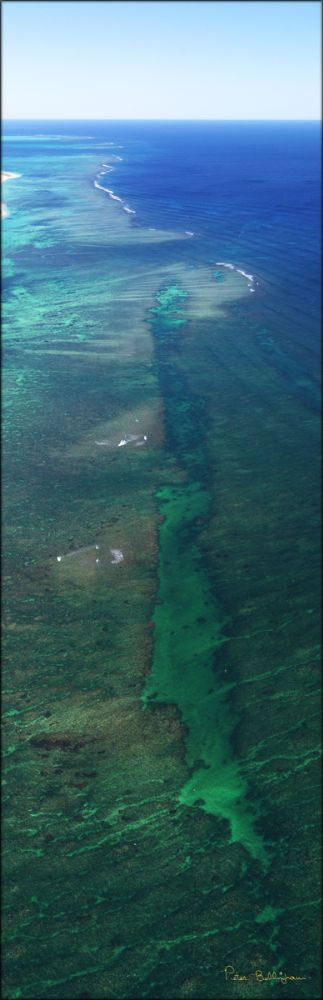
[94,180,123,202]
[119,434,137,445]
[118,434,146,448]
[135,435,147,447]
[215,261,256,291]
[123,206,136,214]
[1,171,22,182]
[237,268,254,282]
[110,548,124,565]
[108,191,123,203]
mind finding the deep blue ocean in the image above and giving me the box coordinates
[4,120,320,389]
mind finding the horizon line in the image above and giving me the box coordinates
[3,117,321,123]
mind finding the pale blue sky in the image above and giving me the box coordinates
[2,1,321,120]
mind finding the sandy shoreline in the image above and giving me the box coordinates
[1,170,21,218]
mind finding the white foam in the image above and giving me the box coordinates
[109,191,123,203]
[110,548,124,565]
[1,171,22,183]
[94,180,123,202]
[215,261,256,293]
[118,434,146,447]
[185,231,194,236]
[135,434,148,447]
[123,206,136,214]
[56,544,98,562]
[237,268,254,282]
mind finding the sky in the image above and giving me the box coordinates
[2,1,321,120]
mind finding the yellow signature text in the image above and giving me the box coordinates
[222,965,308,984]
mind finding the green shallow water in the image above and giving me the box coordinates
[143,290,269,869]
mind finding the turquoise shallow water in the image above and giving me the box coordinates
[2,121,321,999]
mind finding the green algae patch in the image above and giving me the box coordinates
[143,281,270,870]
[142,480,269,869]
[255,905,284,924]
